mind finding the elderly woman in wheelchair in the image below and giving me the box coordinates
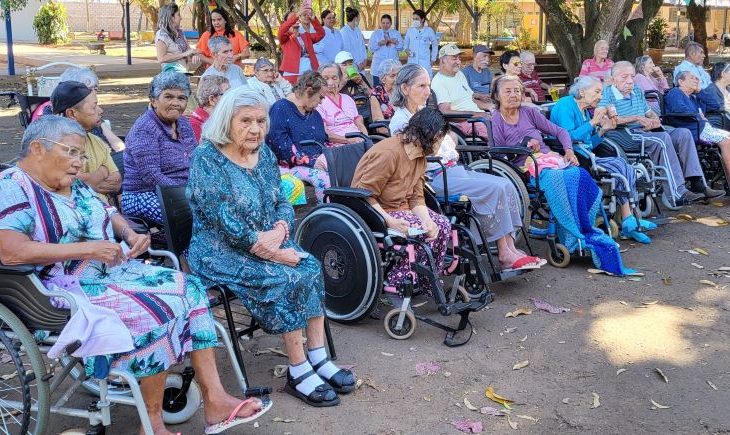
[0,116,270,434]
[389,64,545,272]
[187,87,356,408]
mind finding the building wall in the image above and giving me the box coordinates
[60,0,195,34]
[0,2,41,42]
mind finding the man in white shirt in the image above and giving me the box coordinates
[431,43,491,138]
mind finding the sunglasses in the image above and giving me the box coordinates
[40,138,88,162]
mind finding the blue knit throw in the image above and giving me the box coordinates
[539,166,632,276]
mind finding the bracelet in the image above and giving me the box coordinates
[275,220,289,241]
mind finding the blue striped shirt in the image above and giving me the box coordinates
[597,84,651,128]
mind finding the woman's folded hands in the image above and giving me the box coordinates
[250,226,300,266]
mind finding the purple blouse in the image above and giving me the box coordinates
[491,106,572,156]
[122,108,198,193]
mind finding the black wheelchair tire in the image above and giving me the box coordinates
[295,203,383,323]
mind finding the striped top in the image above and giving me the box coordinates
[597,84,651,128]
[579,57,614,80]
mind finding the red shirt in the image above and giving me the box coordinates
[278,13,324,76]
[518,70,546,102]
[189,107,209,142]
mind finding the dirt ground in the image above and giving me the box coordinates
[1,79,729,434]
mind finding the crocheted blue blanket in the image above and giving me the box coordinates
[539,166,631,276]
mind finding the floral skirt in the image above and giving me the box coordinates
[68,260,217,378]
[121,191,163,226]
[280,165,331,203]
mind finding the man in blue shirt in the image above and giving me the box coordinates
[461,44,494,108]
[673,42,712,89]
[599,61,724,205]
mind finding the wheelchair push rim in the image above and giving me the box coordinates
[295,203,383,323]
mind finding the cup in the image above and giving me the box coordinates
[549,87,559,101]
[346,65,359,79]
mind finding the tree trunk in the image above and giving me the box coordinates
[535,0,634,79]
[687,0,709,64]
[615,0,664,62]
[218,0,277,58]
[455,4,473,45]
[135,1,159,30]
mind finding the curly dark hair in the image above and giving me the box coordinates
[293,71,327,98]
[499,50,521,72]
[400,107,449,154]
[345,7,359,23]
[208,8,235,38]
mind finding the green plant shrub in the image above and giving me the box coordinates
[32,0,68,45]
[646,17,668,49]
[506,27,544,53]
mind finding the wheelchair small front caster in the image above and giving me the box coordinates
[85,423,105,435]
[384,309,416,340]
[547,243,571,268]
[162,372,202,424]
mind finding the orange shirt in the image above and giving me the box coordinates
[197,29,250,67]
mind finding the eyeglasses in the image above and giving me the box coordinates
[512,61,523,66]
[39,138,88,162]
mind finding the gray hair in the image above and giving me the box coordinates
[676,70,695,83]
[611,60,634,77]
[59,67,99,89]
[208,35,232,54]
[149,71,191,99]
[378,59,402,78]
[20,115,85,158]
[318,62,342,80]
[197,75,229,108]
[519,51,536,62]
[391,63,429,108]
[254,57,275,71]
[634,55,652,75]
[569,76,601,99]
[685,41,704,58]
[157,3,179,39]
[593,39,609,56]
[202,87,270,146]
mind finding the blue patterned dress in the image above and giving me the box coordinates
[0,167,217,378]
[186,141,325,334]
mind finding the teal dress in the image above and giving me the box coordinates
[187,141,325,334]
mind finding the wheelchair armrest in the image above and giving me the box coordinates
[300,139,325,149]
[425,156,441,163]
[466,116,488,125]
[323,187,373,199]
[489,146,532,156]
[368,120,390,130]
[0,263,36,275]
[345,132,369,141]
[662,112,699,119]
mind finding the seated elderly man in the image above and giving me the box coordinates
[518,51,549,102]
[673,42,711,90]
[599,61,724,204]
[190,75,230,142]
[335,50,371,94]
[461,44,494,104]
[51,81,121,200]
[431,43,492,138]
[665,71,730,181]
[201,36,248,88]
[32,66,125,152]
[247,57,293,105]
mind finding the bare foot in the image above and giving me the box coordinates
[204,394,263,425]
[137,422,176,435]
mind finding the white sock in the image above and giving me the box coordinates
[288,360,324,396]
[308,346,340,380]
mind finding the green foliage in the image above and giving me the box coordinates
[646,17,668,49]
[506,27,544,53]
[32,0,68,45]
[0,0,28,18]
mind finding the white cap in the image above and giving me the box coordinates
[334,51,354,64]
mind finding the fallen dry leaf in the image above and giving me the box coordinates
[707,380,718,390]
[591,392,601,409]
[272,365,288,378]
[699,279,718,287]
[643,300,659,305]
[479,406,507,416]
[415,361,441,376]
[452,419,483,434]
[255,347,288,357]
[505,308,533,318]
[464,397,479,411]
[507,415,518,430]
[516,415,539,422]
[272,417,297,423]
[619,300,628,306]
[512,360,529,370]
[519,335,528,342]
[562,397,570,404]
[679,249,700,255]
[696,216,729,227]
[691,263,705,269]
[661,276,672,285]
[485,386,514,409]
[655,368,669,383]
[423,396,431,402]
[694,248,709,256]
[616,368,627,376]
[531,297,570,314]
[711,200,726,207]
[381,352,394,357]
[650,399,671,409]
[0,373,18,381]
[675,214,695,221]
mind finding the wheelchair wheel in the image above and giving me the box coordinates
[0,303,50,435]
[660,191,681,211]
[547,243,571,268]
[637,193,654,218]
[162,373,202,424]
[468,158,531,239]
[60,356,134,398]
[383,309,416,340]
[295,203,383,323]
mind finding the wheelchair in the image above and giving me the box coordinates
[293,138,493,347]
[0,260,257,435]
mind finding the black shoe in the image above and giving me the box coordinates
[312,357,357,394]
[283,369,340,407]
[676,191,704,206]
[704,187,726,199]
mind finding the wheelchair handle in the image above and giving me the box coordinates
[425,156,450,210]
[368,120,390,130]
[344,131,369,141]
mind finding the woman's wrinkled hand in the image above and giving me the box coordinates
[386,216,411,235]
[250,227,286,259]
[271,248,300,266]
[124,231,151,259]
[564,149,579,166]
[85,241,126,267]
[527,138,541,153]
[422,219,439,240]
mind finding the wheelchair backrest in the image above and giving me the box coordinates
[156,185,193,258]
[0,268,68,332]
[26,62,88,97]
[323,141,372,188]
[17,95,50,128]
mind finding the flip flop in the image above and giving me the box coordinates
[204,397,273,434]
[500,256,543,272]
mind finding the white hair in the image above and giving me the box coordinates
[569,76,601,99]
[378,59,402,78]
[59,67,99,89]
[208,35,232,54]
[519,51,536,62]
[201,87,270,146]
[20,115,85,158]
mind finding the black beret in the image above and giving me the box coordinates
[51,81,92,115]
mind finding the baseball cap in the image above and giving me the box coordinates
[51,81,92,115]
[473,44,495,55]
[438,43,462,58]
[334,51,354,64]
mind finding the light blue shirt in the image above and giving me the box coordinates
[368,29,403,77]
[201,64,248,89]
[314,26,343,65]
[340,24,368,70]
[673,59,711,89]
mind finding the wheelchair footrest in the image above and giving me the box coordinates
[244,386,272,397]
